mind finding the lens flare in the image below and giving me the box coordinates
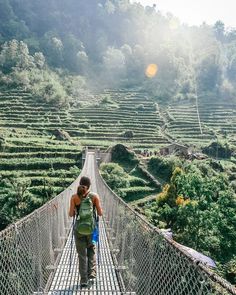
[145,64,158,78]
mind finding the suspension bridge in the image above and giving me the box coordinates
[0,150,235,295]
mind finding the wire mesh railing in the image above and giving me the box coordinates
[0,173,81,294]
[94,152,236,295]
[0,149,236,295]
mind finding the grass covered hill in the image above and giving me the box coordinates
[0,88,170,149]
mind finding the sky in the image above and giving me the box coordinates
[131,0,236,28]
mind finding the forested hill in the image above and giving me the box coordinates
[1,0,236,105]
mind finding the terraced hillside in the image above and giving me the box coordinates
[0,88,168,192]
[0,88,169,227]
[164,99,236,147]
[69,89,169,149]
[0,90,82,227]
[0,89,169,149]
[1,88,236,229]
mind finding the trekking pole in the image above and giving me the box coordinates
[69,215,75,274]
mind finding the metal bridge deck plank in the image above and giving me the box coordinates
[48,219,121,294]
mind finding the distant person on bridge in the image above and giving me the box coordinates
[69,176,103,288]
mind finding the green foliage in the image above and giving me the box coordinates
[128,175,148,186]
[123,130,134,138]
[0,39,34,73]
[30,69,67,105]
[202,140,233,158]
[62,74,89,102]
[0,0,236,100]
[0,157,77,170]
[0,163,81,230]
[144,161,236,283]
[111,144,138,170]
[100,162,130,197]
[136,104,145,111]
[120,186,156,202]
[0,172,34,222]
[148,156,182,182]
[0,0,235,284]
[100,94,119,109]
[69,166,81,179]
[0,40,91,106]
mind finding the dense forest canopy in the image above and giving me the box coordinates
[1,0,236,103]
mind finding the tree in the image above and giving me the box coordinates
[202,140,233,158]
[100,162,130,197]
[41,32,64,67]
[63,34,84,72]
[0,39,34,73]
[101,46,126,86]
[0,0,14,22]
[149,161,236,283]
[34,52,45,69]
[214,20,225,42]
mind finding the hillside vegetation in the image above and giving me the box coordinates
[165,99,236,146]
[102,145,236,284]
[1,1,236,105]
[0,89,82,229]
[1,86,236,230]
[0,0,236,286]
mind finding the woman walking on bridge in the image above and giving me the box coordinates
[69,176,103,288]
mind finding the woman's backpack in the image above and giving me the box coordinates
[75,193,96,235]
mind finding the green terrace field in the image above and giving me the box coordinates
[0,88,169,227]
[165,98,236,147]
[69,89,169,149]
[0,90,83,220]
[0,88,168,217]
[1,88,236,229]
[0,89,170,150]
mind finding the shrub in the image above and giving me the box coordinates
[101,95,113,104]
[136,104,144,111]
[202,141,233,158]
[111,144,138,169]
[148,156,182,182]
[78,122,90,129]
[100,162,130,197]
[123,130,134,138]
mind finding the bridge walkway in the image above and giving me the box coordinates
[48,152,121,294]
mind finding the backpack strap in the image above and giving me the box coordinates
[89,192,98,222]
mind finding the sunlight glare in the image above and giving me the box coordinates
[145,64,158,78]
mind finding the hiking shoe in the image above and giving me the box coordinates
[88,275,96,280]
[80,282,88,288]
